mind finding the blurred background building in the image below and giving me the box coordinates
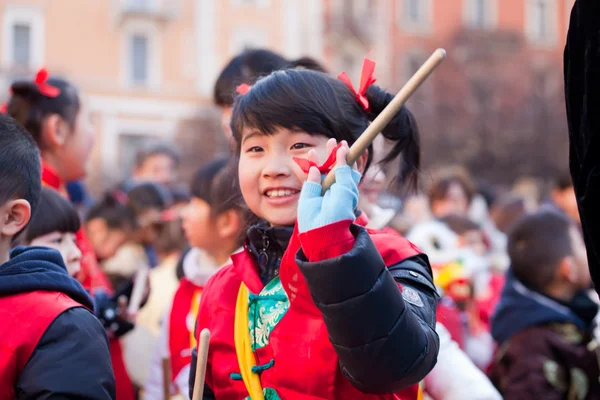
[0,0,576,194]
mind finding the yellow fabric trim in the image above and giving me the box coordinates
[234,283,265,400]
[417,381,424,400]
[189,289,201,350]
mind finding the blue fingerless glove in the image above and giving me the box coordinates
[297,166,362,233]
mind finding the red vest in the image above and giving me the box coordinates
[169,278,203,382]
[0,291,81,399]
[196,225,422,400]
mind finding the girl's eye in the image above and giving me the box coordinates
[246,146,263,153]
[51,237,64,244]
[291,143,311,150]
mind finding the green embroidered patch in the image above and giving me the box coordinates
[248,277,289,350]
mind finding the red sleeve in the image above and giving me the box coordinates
[298,219,355,262]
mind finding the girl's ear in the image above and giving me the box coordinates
[42,114,70,148]
[0,199,31,237]
[356,149,369,175]
[216,209,242,240]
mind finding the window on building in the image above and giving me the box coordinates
[473,0,487,27]
[130,34,149,85]
[2,6,44,70]
[128,0,149,8]
[535,1,548,39]
[399,0,432,33]
[12,24,31,67]
[402,51,430,101]
[405,0,422,23]
[527,0,556,44]
[465,0,496,29]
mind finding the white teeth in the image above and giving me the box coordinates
[266,189,296,198]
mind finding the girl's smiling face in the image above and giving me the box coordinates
[238,127,330,226]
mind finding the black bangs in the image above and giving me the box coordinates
[21,187,81,243]
[230,69,368,149]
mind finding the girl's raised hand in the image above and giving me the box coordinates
[298,139,362,233]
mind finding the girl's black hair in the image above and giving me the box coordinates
[127,181,172,214]
[191,157,244,216]
[86,191,135,230]
[87,182,172,230]
[231,69,421,188]
[191,157,249,245]
[19,187,80,244]
[214,49,327,107]
[7,76,80,148]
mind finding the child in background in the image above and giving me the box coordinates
[6,68,134,400]
[190,64,439,399]
[120,141,181,191]
[490,209,599,398]
[428,166,476,219]
[214,48,326,142]
[124,187,189,390]
[144,157,247,399]
[0,115,114,398]
[18,187,83,277]
[99,182,172,288]
[86,192,135,262]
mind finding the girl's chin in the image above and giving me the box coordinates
[260,211,297,227]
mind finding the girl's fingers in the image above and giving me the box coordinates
[307,149,319,166]
[335,141,349,168]
[327,138,337,156]
[307,166,321,183]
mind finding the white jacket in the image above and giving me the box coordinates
[424,323,502,400]
[143,248,231,400]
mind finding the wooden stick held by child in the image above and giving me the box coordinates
[191,329,211,400]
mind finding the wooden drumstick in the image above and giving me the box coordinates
[191,329,211,400]
[321,48,447,193]
[127,266,149,316]
[162,357,171,400]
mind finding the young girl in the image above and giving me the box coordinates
[7,69,135,400]
[191,65,439,399]
[145,157,246,399]
[18,187,83,277]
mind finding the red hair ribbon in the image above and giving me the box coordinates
[113,190,129,205]
[160,209,178,222]
[337,58,376,111]
[0,103,6,114]
[34,68,61,98]
[294,143,344,174]
[236,83,251,95]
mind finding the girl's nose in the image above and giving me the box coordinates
[262,155,292,178]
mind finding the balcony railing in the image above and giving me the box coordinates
[116,0,178,22]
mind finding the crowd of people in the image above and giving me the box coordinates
[1,0,600,399]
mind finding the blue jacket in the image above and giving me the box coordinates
[492,271,594,344]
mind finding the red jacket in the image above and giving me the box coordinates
[0,291,81,399]
[41,163,134,400]
[169,278,202,383]
[195,221,427,400]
